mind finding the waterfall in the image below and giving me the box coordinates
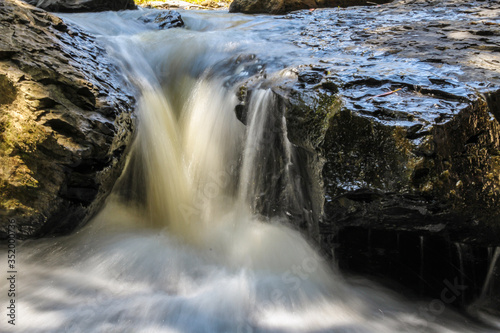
[468,247,500,328]
[484,247,497,298]
[1,9,497,333]
[482,247,500,298]
[419,236,425,295]
[454,242,467,304]
[239,90,307,222]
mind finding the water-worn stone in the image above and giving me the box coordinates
[231,0,500,313]
[0,0,136,238]
[229,0,392,14]
[235,0,500,245]
[137,10,184,29]
[23,0,136,12]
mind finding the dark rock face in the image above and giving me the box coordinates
[234,0,500,306]
[237,0,500,244]
[229,0,392,14]
[0,0,136,238]
[288,0,500,246]
[23,0,136,12]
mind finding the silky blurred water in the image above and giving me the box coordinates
[0,8,498,333]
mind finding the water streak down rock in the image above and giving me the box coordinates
[0,0,136,238]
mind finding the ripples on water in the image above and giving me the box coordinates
[0,8,498,333]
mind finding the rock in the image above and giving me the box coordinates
[231,0,500,309]
[235,0,500,246]
[141,1,229,10]
[137,10,184,29]
[0,0,136,239]
[296,0,500,246]
[22,0,136,12]
[141,1,204,10]
[229,0,392,14]
[320,83,500,244]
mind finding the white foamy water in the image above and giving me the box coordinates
[1,9,497,333]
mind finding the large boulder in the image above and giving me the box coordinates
[0,0,136,238]
[235,0,500,244]
[229,0,392,14]
[22,0,136,12]
[233,0,500,309]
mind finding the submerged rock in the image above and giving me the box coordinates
[229,0,392,15]
[22,0,136,12]
[0,0,136,238]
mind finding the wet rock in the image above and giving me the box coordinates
[229,0,392,15]
[320,83,500,244]
[22,0,136,12]
[140,1,227,10]
[269,0,500,313]
[0,0,135,238]
[235,0,500,248]
[234,1,500,308]
[289,0,500,246]
[137,10,184,29]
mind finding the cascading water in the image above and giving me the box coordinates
[469,247,500,329]
[1,8,497,333]
[483,248,500,298]
[239,89,309,226]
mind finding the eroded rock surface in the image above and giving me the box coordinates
[0,0,136,238]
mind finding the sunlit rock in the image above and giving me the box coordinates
[0,0,136,238]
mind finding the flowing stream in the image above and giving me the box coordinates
[1,8,498,333]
